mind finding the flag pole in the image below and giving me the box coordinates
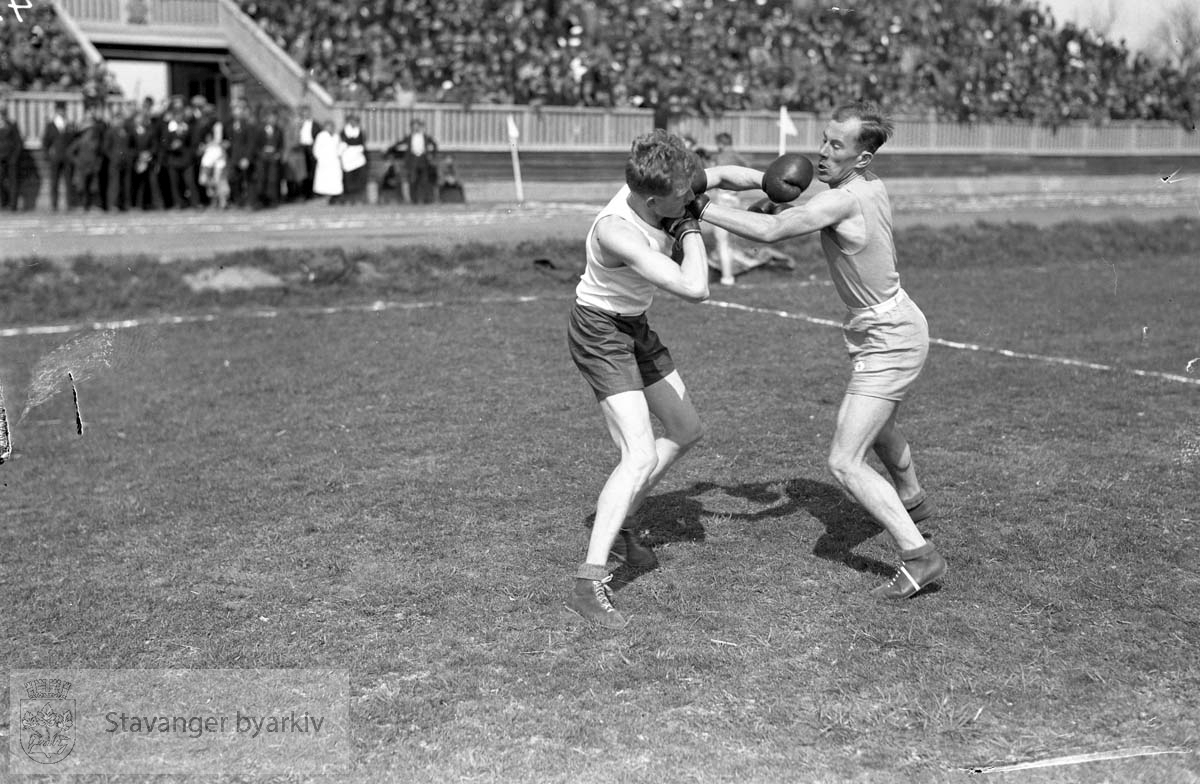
[507,113,525,205]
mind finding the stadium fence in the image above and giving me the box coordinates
[6,92,1198,156]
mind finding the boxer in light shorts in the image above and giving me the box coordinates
[693,100,947,601]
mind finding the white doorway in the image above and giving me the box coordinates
[105,60,169,105]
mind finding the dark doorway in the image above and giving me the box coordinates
[169,61,229,115]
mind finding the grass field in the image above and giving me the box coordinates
[1,216,1199,783]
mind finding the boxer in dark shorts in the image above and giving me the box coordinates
[562,129,714,629]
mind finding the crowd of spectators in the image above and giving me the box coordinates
[1,95,323,212]
[1,0,1196,128]
[0,3,93,93]
[234,0,1198,126]
[0,90,464,211]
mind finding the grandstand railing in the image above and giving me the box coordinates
[57,0,219,26]
[8,93,1199,157]
[5,93,127,134]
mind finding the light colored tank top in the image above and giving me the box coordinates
[819,173,901,308]
[575,186,673,316]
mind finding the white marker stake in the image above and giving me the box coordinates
[507,114,525,205]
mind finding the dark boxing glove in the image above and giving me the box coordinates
[660,213,702,243]
[687,193,710,220]
[691,165,709,196]
[660,206,704,263]
[762,153,815,202]
[748,197,794,215]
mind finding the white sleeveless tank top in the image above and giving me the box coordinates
[575,186,673,316]
[819,173,901,308]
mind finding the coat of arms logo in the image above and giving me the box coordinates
[19,678,75,764]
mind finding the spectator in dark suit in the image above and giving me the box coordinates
[226,101,257,208]
[293,103,317,198]
[339,113,368,204]
[41,100,76,210]
[379,152,406,203]
[162,105,198,209]
[69,106,105,211]
[129,103,161,210]
[388,118,439,204]
[103,102,135,211]
[254,108,285,208]
[437,154,465,203]
[0,97,24,211]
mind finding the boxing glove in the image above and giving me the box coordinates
[748,197,794,215]
[660,213,702,243]
[762,154,814,202]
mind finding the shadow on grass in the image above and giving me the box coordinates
[583,482,714,591]
[591,476,895,590]
[634,481,714,547]
[726,476,894,578]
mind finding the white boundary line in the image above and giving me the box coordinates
[0,298,519,338]
[2,294,1197,387]
[706,299,1200,387]
[964,746,1193,774]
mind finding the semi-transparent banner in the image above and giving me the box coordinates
[8,669,349,775]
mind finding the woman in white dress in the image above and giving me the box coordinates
[311,121,344,204]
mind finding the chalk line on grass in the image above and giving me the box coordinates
[963,746,1193,775]
[2,294,1197,387]
[705,299,1200,387]
[0,299,455,339]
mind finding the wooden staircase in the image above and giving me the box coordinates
[50,0,336,119]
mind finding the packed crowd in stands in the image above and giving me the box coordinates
[1,0,1196,127]
[0,3,92,93]
[233,0,1198,126]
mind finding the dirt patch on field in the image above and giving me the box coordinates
[182,266,287,292]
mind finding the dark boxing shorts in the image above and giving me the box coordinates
[567,302,675,401]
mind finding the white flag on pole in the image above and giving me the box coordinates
[506,114,521,142]
[779,106,799,137]
[778,106,799,156]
